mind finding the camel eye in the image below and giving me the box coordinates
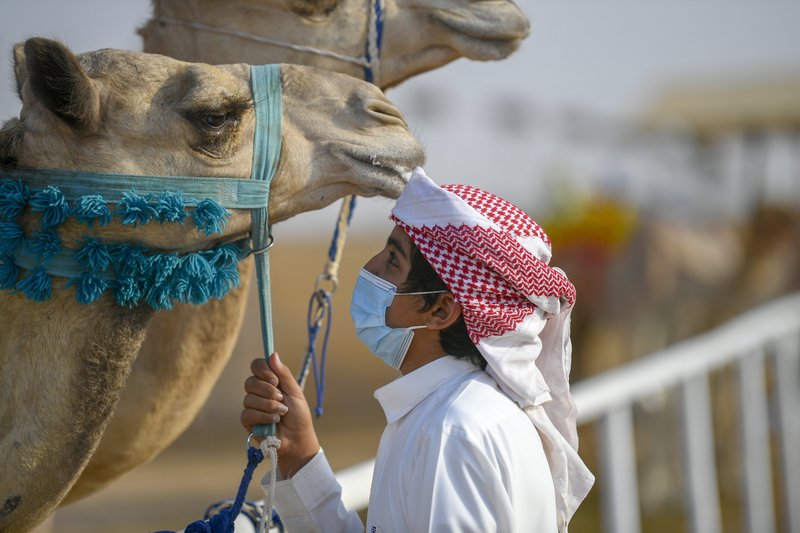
[202,113,235,130]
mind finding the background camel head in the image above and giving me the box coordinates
[0,38,424,249]
[141,0,530,88]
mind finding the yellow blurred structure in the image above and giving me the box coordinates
[644,77,800,137]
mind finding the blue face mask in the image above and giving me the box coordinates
[349,268,446,370]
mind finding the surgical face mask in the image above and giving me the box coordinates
[350,268,447,370]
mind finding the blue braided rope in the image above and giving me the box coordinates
[308,290,333,417]
[326,195,357,262]
[155,447,273,533]
[363,0,384,83]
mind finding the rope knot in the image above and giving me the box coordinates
[262,435,281,451]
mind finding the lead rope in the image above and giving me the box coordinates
[258,436,281,533]
[298,196,355,402]
[248,64,282,533]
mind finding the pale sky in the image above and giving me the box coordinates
[2,0,799,238]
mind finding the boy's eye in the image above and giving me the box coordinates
[388,250,399,267]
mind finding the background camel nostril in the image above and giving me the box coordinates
[365,99,408,128]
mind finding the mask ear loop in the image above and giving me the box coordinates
[394,289,450,330]
[395,289,449,296]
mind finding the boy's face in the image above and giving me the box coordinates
[363,225,428,329]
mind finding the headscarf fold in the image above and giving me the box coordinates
[390,168,594,531]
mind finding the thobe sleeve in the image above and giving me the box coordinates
[270,449,363,533]
[403,428,515,532]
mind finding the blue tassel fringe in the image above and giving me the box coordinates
[0,254,18,289]
[28,229,62,262]
[116,189,158,226]
[68,272,108,304]
[74,195,112,227]
[0,179,29,221]
[0,222,25,253]
[111,244,149,277]
[75,238,111,272]
[193,199,230,236]
[157,191,188,224]
[17,267,52,301]
[30,186,70,228]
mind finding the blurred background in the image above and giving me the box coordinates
[2,0,799,531]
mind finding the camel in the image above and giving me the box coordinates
[64,0,530,505]
[0,37,423,532]
[141,0,531,89]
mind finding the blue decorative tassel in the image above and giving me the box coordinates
[110,244,149,277]
[74,195,112,227]
[0,221,25,253]
[149,253,181,286]
[157,191,188,224]
[145,283,174,310]
[17,267,51,301]
[177,253,215,304]
[75,237,111,272]
[116,189,158,226]
[170,276,190,303]
[114,275,142,308]
[193,199,230,236]
[0,179,29,221]
[210,262,240,299]
[203,247,241,299]
[205,243,240,265]
[30,186,70,228]
[27,229,62,262]
[67,272,108,304]
[0,254,19,289]
[182,253,215,281]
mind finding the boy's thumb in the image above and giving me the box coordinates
[269,353,300,393]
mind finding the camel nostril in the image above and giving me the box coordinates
[365,98,408,129]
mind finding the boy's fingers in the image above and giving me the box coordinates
[243,393,288,414]
[241,408,281,426]
[250,358,279,385]
[268,353,302,395]
[244,376,284,400]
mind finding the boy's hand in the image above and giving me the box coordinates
[241,353,320,478]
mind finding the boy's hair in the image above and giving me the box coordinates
[402,242,487,370]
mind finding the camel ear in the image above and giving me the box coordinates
[24,38,100,128]
[13,43,27,102]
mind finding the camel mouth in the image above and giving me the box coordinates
[432,4,530,55]
[337,149,416,198]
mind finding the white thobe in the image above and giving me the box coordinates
[271,356,558,532]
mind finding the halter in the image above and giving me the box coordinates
[0,62,281,367]
[153,0,385,84]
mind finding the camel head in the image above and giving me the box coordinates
[1,38,424,254]
[0,39,424,530]
[141,0,530,88]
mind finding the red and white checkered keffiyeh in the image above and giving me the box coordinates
[391,168,594,531]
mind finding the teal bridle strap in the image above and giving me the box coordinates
[2,65,283,438]
[249,65,282,439]
[2,169,270,209]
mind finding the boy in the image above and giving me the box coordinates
[242,168,593,531]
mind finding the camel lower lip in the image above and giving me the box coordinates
[433,10,529,44]
[340,150,409,197]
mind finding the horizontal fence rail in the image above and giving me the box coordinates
[333,293,800,531]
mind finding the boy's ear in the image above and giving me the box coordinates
[428,293,462,330]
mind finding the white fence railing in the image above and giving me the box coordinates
[334,293,800,533]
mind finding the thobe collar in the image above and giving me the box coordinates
[374,355,479,424]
